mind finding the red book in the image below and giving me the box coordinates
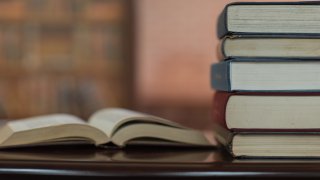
[212,92,320,132]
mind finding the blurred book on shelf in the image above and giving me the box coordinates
[0,0,132,119]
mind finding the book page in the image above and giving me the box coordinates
[8,114,86,132]
[111,123,211,147]
[88,108,185,137]
[0,114,109,148]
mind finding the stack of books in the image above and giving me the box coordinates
[211,1,320,158]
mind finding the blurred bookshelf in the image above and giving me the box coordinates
[0,0,132,119]
[134,0,217,130]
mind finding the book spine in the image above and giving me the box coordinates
[218,2,320,38]
[212,92,232,129]
[211,93,234,153]
[217,5,228,39]
[210,61,231,91]
[217,37,227,60]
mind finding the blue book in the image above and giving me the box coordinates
[211,58,320,92]
[217,1,320,39]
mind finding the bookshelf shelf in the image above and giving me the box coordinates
[0,65,121,78]
[0,0,131,119]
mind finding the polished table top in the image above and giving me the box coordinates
[1,145,320,179]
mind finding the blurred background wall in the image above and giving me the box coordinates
[0,0,285,129]
[134,0,218,129]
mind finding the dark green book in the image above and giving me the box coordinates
[217,1,320,38]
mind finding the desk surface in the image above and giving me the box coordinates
[0,145,320,180]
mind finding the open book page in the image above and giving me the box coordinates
[88,108,186,137]
[111,123,211,147]
[0,114,108,148]
[8,114,86,132]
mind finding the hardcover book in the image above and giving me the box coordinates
[211,59,320,92]
[213,125,320,158]
[0,108,212,149]
[211,92,320,158]
[217,1,320,38]
[212,92,320,132]
[221,37,320,59]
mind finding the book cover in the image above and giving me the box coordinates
[213,92,320,132]
[219,36,320,60]
[217,1,320,39]
[211,58,320,92]
[212,91,231,130]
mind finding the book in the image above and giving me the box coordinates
[213,123,320,158]
[217,1,320,38]
[0,108,212,149]
[211,59,320,92]
[221,37,320,59]
[212,92,320,132]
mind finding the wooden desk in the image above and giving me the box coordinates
[0,145,320,179]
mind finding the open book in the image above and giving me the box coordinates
[0,108,212,149]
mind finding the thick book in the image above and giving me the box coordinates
[0,108,212,149]
[221,37,320,59]
[211,92,320,157]
[217,1,320,38]
[211,59,320,92]
[214,127,320,158]
[212,92,320,132]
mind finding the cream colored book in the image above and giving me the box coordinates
[222,38,320,58]
[218,2,320,37]
[0,108,212,149]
